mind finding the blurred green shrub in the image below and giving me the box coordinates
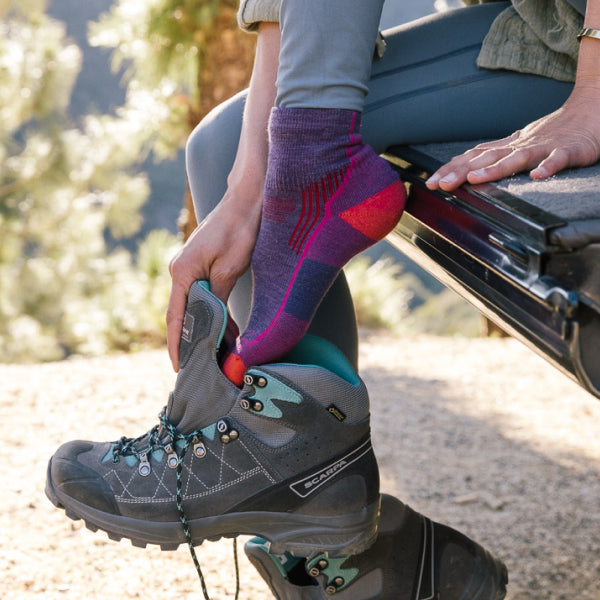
[0,3,181,362]
[344,255,483,337]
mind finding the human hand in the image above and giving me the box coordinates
[426,88,600,192]
[166,190,262,371]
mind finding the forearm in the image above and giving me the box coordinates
[167,22,280,368]
[226,21,280,200]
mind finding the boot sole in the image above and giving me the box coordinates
[45,460,379,557]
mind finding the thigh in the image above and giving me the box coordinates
[363,3,573,152]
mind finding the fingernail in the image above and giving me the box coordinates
[469,169,486,178]
[530,167,547,180]
[439,172,458,185]
[425,174,439,186]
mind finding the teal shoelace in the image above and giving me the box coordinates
[113,407,240,600]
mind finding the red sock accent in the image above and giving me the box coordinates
[339,180,406,240]
[222,352,247,386]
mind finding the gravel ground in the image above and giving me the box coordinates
[2,333,599,599]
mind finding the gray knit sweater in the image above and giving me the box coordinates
[237,0,582,82]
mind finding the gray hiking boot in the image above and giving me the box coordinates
[45,281,380,557]
[245,494,508,599]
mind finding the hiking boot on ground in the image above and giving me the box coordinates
[45,281,380,557]
[245,493,508,600]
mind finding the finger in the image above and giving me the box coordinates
[166,282,188,372]
[530,147,571,180]
[427,160,473,190]
[427,146,514,190]
[466,147,543,184]
[207,269,237,306]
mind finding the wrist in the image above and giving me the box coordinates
[226,163,266,199]
[577,27,600,42]
[575,35,600,88]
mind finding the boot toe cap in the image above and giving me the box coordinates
[49,440,120,515]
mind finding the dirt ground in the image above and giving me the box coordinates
[2,332,599,599]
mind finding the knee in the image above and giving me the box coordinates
[185,91,246,177]
[185,91,246,218]
[185,116,218,173]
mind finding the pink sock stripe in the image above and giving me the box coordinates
[293,184,315,252]
[321,177,328,206]
[290,171,341,255]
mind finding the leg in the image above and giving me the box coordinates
[362,3,573,152]
[276,0,384,111]
[186,90,360,369]
[223,0,407,384]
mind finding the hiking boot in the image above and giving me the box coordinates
[245,493,508,599]
[45,281,380,557]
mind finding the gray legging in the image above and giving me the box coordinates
[186,3,573,369]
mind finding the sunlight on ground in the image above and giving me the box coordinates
[359,332,600,467]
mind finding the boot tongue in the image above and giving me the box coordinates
[166,281,240,434]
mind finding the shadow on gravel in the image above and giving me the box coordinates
[361,366,600,600]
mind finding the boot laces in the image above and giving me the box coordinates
[111,407,240,600]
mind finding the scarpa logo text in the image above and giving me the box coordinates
[304,460,348,490]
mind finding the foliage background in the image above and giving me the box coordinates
[0,0,482,363]
[0,0,248,362]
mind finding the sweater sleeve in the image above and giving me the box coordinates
[237,0,281,32]
[477,0,581,83]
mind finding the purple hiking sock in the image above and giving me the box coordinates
[223,107,405,384]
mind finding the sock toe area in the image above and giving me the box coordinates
[222,352,247,386]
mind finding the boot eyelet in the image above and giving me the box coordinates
[229,429,239,441]
[325,577,344,594]
[256,376,267,388]
[138,453,151,477]
[243,374,267,387]
[221,433,231,444]
[164,443,178,468]
[252,401,264,412]
[308,566,320,577]
[240,398,251,410]
[193,441,207,458]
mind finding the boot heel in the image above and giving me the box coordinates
[264,498,380,557]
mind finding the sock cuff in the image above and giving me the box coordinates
[269,107,362,147]
[266,107,365,192]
